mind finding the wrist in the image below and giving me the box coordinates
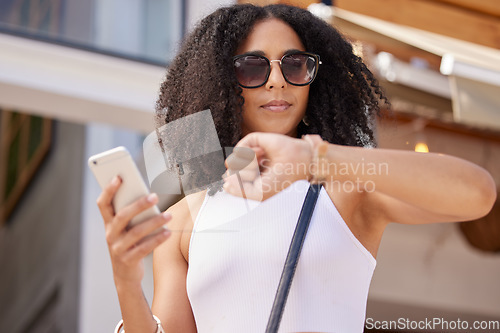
[302,135,329,184]
[114,315,165,333]
[311,141,329,184]
[114,277,144,295]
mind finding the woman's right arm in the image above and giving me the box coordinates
[151,195,202,333]
[97,176,173,332]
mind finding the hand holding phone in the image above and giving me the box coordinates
[89,146,171,289]
[88,146,162,229]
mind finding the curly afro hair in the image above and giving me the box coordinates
[155,4,388,149]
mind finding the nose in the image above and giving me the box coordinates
[265,60,287,89]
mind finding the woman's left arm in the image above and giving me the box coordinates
[225,132,497,225]
[319,143,497,224]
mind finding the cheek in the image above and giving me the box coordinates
[240,89,260,114]
[240,90,251,109]
[297,88,310,116]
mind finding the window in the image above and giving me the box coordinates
[0,110,52,225]
[0,0,184,64]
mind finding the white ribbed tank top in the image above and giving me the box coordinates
[186,180,376,333]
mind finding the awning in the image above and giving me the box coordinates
[0,33,166,133]
[311,5,500,130]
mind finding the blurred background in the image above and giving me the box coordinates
[0,0,499,332]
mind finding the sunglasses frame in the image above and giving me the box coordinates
[233,51,322,89]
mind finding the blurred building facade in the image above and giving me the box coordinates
[0,0,231,331]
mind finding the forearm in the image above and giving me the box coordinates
[115,280,158,333]
[323,144,496,219]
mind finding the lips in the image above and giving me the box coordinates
[261,100,291,112]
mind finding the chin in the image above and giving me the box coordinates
[263,127,290,135]
[246,121,299,136]
[273,128,297,137]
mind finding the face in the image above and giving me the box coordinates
[235,18,310,137]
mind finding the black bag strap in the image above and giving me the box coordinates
[265,183,323,333]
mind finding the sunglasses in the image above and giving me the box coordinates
[233,51,321,89]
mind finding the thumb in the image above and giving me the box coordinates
[225,147,255,172]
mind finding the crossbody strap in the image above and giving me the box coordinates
[265,183,323,333]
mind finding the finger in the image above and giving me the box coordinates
[233,146,255,159]
[112,212,172,255]
[224,171,252,187]
[227,178,263,201]
[233,169,260,183]
[254,147,265,160]
[228,148,260,172]
[120,228,171,264]
[107,193,159,243]
[227,156,260,178]
[223,174,263,201]
[235,132,269,150]
[222,173,245,196]
[222,173,241,195]
[236,133,283,169]
[242,177,264,201]
[97,176,121,223]
[225,147,255,171]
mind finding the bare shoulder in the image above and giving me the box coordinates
[163,190,207,262]
[151,190,206,332]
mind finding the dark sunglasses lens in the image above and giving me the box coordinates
[282,54,317,85]
[234,56,269,87]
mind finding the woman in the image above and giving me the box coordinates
[97,4,496,332]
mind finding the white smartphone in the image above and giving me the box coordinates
[88,146,161,229]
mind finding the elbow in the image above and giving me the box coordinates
[482,182,497,217]
[471,172,497,220]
